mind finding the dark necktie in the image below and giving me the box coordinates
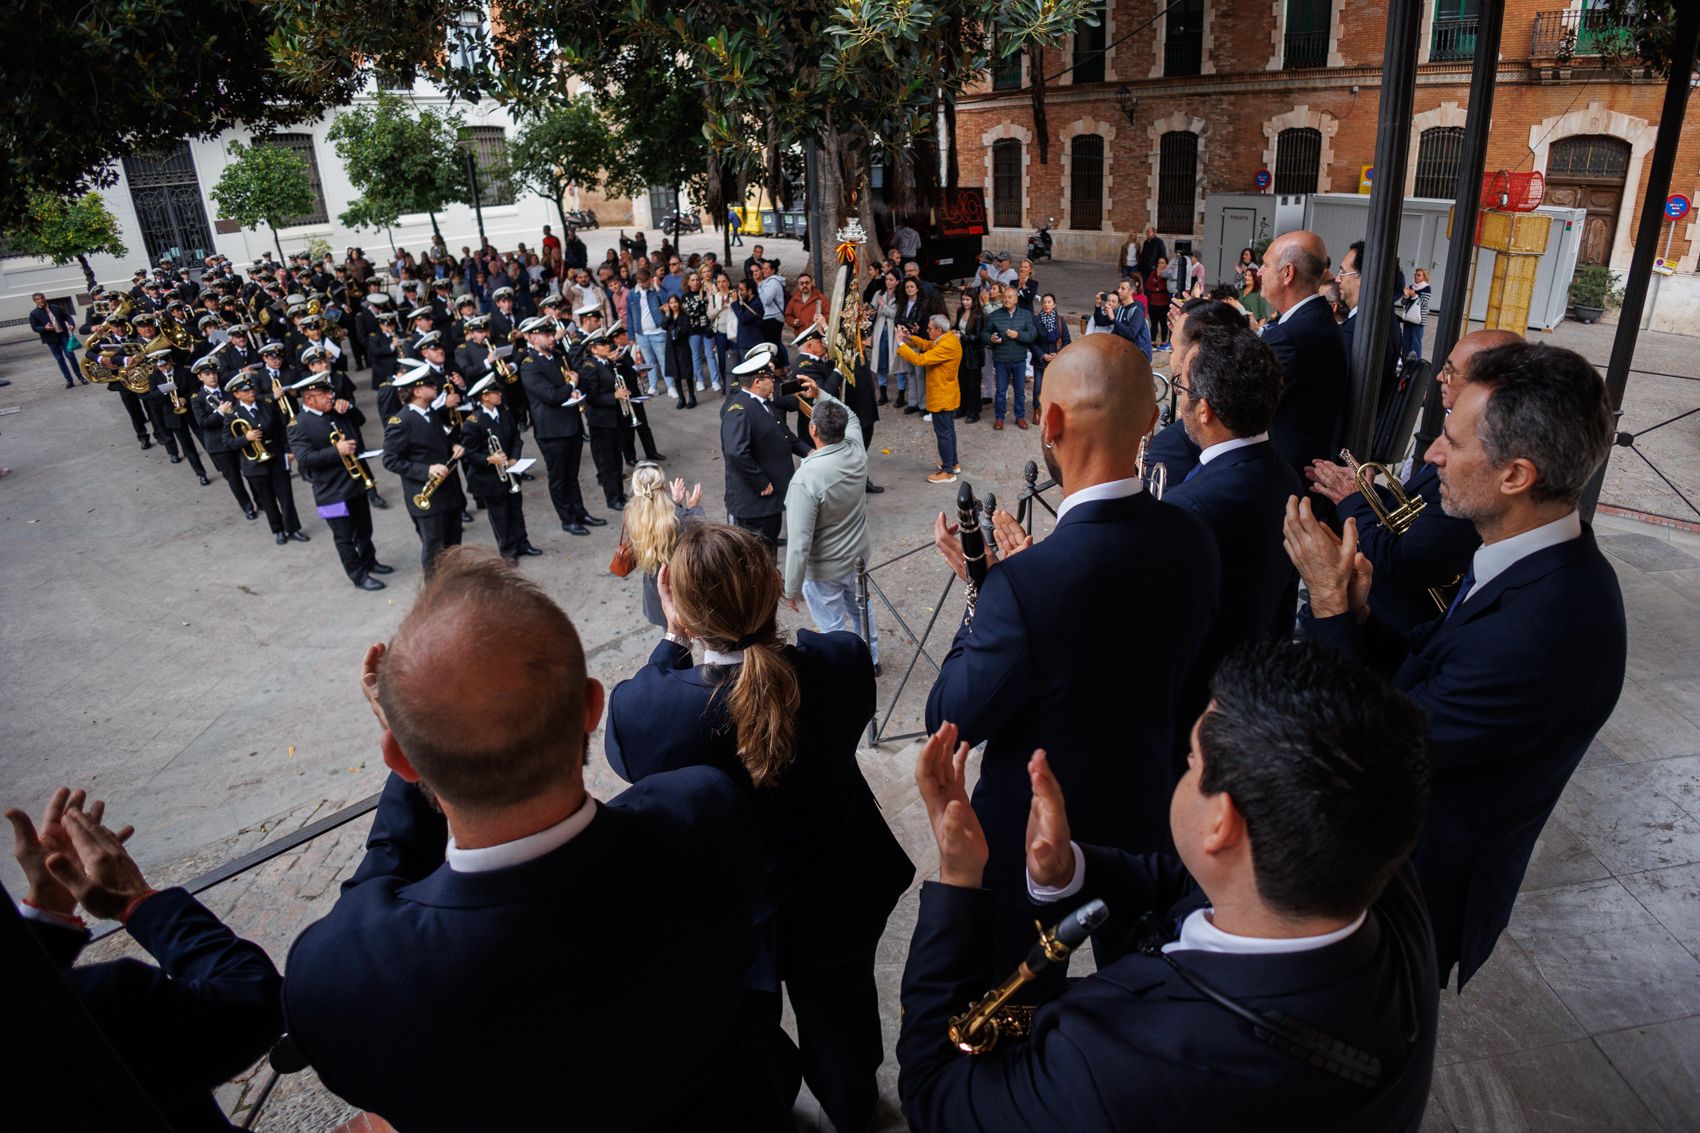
[1444,567,1477,620]
[1183,463,1202,483]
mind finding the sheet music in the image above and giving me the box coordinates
[507,458,536,476]
[491,344,514,359]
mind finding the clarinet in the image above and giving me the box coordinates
[958,480,989,630]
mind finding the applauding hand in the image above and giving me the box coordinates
[915,721,987,888]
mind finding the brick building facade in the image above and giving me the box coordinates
[955,0,1699,296]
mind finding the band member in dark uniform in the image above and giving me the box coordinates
[517,317,602,536]
[226,370,308,545]
[370,311,404,419]
[299,345,387,510]
[83,313,151,449]
[607,322,665,466]
[458,375,542,563]
[142,343,210,484]
[190,354,256,520]
[382,364,467,572]
[577,329,633,511]
[288,373,393,590]
[720,351,811,551]
[216,323,260,379]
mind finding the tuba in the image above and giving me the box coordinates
[118,349,154,395]
[163,313,193,351]
[1351,456,1456,613]
[330,422,374,489]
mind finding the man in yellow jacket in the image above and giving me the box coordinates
[898,314,963,484]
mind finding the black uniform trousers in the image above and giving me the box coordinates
[114,388,150,443]
[620,404,662,465]
[750,951,883,1133]
[734,512,782,552]
[161,411,207,478]
[326,493,379,582]
[411,511,464,573]
[536,435,590,523]
[209,450,254,512]
[139,396,173,447]
[588,427,625,507]
[477,491,527,561]
[246,460,301,535]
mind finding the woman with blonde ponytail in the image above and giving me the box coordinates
[604,523,914,1133]
[625,461,704,628]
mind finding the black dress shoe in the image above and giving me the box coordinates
[865,482,885,494]
[904,405,921,415]
[244,508,258,521]
[288,531,311,542]
[170,454,183,464]
[461,510,473,524]
[354,576,387,591]
[519,472,536,481]
[198,475,211,486]
[275,533,289,545]
[564,522,589,536]
[368,563,395,575]
[964,414,980,424]
[647,453,667,462]
[140,440,153,450]
[872,662,883,677]
[520,545,544,556]
[370,493,388,509]
[607,499,625,511]
[580,514,608,527]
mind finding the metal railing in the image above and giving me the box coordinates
[1531,8,1635,59]
[1283,29,1330,70]
[1431,14,1480,61]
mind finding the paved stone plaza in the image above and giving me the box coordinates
[3,239,1698,1130]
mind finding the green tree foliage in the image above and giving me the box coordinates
[326,92,468,240]
[9,191,128,290]
[0,0,360,227]
[210,141,317,261]
[509,97,615,232]
[269,0,1099,257]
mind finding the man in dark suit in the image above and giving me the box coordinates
[608,323,666,467]
[518,317,603,535]
[1305,328,1517,633]
[721,351,811,550]
[901,640,1439,1131]
[215,323,260,381]
[288,373,392,590]
[1163,324,1302,652]
[6,787,285,1133]
[227,371,308,545]
[382,365,466,572]
[1292,341,1626,989]
[926,335,1220,982]
[1257,231,1349,475]
[1336,241,1403,415]
[283,551,799,1130]
[190,355,257,520]
[457,374,541,563]
[143,343,212,485]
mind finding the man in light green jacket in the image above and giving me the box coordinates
[782,382,880,671]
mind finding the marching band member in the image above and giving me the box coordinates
[518,316,602,537]
[226,370,308,546]
[457,374,542,564]
[607,322,665,466]
[382,364,467,572]
[142,343,210,485]
[190,355,256,520]
[576,328,632,512]
[287,373,393,590]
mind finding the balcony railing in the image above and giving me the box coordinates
[1283,29,1329,70]
[1532,8,1636,60]
[1431,14,1479,62]
[1165,30,1203,76]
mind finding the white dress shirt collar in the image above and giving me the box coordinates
[446,796,596,873]
[304,406,324,416]
[483,404,500,420]
[1164,907,1368,955]
[1055,476,1143,523]
[1467,510,1582,597]
[703,647,745,666]
[1278,292,1327,324]
[1197,433,1269,467]
[409,402,433,418]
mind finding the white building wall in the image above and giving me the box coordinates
[1,82,560,323]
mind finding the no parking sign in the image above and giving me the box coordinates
[1254,168,1272,191]
[1666,194,1692,221]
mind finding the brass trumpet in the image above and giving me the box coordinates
[412,453,462,510]
[231,412,272,463]
[493,351,519,385]
[1136,433,1167,500]
[271,373,298,425]
[1351,457,1456,613]
[330,423,374,489]
[488,433,520,494]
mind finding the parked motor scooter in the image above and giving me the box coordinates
[1028,217,1055,262]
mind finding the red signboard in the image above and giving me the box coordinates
[937,188,987,237]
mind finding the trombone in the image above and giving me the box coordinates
[330,423,374,489]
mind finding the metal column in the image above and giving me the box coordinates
[1410,0,1506,456]
[1343,0,1422,458]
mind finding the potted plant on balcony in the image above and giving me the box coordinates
[1568,265,1622,323]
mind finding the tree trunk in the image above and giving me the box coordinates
[428,211,443,240]
[556,194,570,235]
[76,254,96,292]
[385,226,398,257]
[819,118,887,267]
[269,223,285,261]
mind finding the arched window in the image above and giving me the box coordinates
[1069,135,1105,230]
[1073,0,1108,83]
[264,134,329,227]
[1274,127,1322,195]
[1157,132,1199,234]
[1548,135,1631,179]
[992,140,1023,228]
[462,126,514,206]
[1414,127,1465,200]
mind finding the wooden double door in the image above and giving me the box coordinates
[1543,135,1631,267]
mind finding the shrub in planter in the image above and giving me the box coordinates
[1569,265,1623,322]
